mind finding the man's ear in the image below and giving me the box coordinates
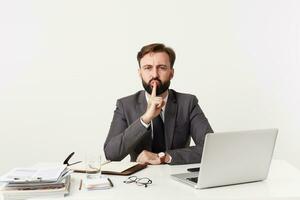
[170,68,174,80]
[138,67,142,78]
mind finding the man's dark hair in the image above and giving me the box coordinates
[137,43,176,68]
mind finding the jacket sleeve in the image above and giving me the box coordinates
[104,100,149,161]
[166,96,213,165]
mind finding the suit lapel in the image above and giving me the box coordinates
[135,91,152,151]
[135,91,147,119]
[164,90,177,150]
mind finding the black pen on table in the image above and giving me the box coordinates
[107,177,114,187]
[79,179,83,190]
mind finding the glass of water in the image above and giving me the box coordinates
[85,152,101,180]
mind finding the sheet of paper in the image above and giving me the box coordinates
[0,165,66,183]
[0,168,37,181]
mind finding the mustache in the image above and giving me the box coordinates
[148,78,162,86]
[142,77,170,96]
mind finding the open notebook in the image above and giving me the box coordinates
[69,161,147,176]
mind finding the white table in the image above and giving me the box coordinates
[2,160,300,200]
[64,160,300,200]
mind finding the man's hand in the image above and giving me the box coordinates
[141,82,165,124]
[136,150,161,165]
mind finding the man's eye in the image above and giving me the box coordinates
[158,66,168,70]
[144,66,152,70]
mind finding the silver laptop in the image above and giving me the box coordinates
[171,129,278,189]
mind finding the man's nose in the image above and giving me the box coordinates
[151,67,159,78]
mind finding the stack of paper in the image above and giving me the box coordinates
[0,165,72,200]
[85,177,112,190]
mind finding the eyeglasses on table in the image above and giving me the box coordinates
[123,176,152,187]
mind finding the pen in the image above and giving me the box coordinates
[107,178,114,187]
[79,179,83,190]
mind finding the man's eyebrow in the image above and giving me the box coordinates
[142,64,153,68]
[142,64,169,68]
[157,64,168,67]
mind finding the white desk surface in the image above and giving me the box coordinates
[2,160,300,200]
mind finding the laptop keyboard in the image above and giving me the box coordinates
[187,177,198,183]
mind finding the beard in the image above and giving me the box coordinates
[142,78,171,96]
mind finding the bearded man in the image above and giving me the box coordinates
[104,43,213,165]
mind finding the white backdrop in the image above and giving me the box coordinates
[0,0,299,174]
